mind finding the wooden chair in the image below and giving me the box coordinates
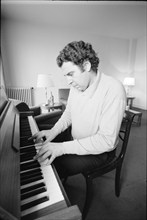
[64,111,135,220]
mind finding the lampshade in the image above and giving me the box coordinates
[123,77,135,86]
[37,74,54,88]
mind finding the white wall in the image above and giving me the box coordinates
[1,20,129,104]
[1,2,146,109]
[133,36,146,109]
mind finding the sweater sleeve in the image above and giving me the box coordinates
[62,95,126,155]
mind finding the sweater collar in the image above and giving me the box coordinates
[81,71,102,97]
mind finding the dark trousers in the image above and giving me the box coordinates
[53,130,115,179]
[53,152,111,179]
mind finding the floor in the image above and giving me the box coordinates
[64,109,146,220]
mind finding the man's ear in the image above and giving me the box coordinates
[83,61,91,72]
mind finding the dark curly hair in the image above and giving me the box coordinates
[56,41,100,73]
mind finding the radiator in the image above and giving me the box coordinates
[6,87,34,106]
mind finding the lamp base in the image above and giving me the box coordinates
[125,86,133,97]
[49,92,54,106]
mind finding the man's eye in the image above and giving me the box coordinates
[65,73,73,77]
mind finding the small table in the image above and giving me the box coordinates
[41,103,63,113]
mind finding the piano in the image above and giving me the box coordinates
[0,86,81,220]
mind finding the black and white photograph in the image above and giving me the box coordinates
[0,1,146,220]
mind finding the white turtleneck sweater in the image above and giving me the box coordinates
[51,72,126,155]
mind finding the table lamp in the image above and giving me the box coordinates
[37,74,54,106]
[123,77,135,97]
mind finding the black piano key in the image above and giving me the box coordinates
[21,182,45,195]
[20,152,36,162]
[20,129,32,136]
[22,132,31,137]
[21,187,47,200]
[20,138,34,147]
[20,161,40,171]
[21,175,43,186]
[20,169,42,181]
[20,125,32,136]
[21,148,35,153]
[21,168,41,179]
[21,196,49,211]
[20,146,36,154]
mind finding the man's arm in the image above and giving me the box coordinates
[61,96,126,155]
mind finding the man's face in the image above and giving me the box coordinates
[61,61,91,91]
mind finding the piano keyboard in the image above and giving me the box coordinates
[20,116,64,219]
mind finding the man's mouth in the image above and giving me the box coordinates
[72,84,81,90]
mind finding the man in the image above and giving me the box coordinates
[32,40,126,178]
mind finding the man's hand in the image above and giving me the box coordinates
[29,129,56,144]
[34,142,64,165]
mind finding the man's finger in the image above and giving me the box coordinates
[38,151,52,163]
[47,154,55,165]
[28,132,39,140]
[34,144,49,160]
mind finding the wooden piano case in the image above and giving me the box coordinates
[0,100,81,220]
